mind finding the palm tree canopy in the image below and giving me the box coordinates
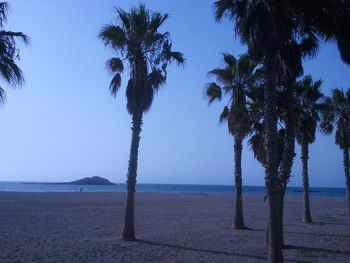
[293,0,350,64]
[0,1,29,103]
[99,4,184,115]
[249,122,285,167]
[294,75,325,144]
[214,0,350,80]
[205,53,259,139]
[321,88,350,149]
[247,85,285,166]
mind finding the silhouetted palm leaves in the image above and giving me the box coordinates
[0,1,29,103]
[99,4,184,114]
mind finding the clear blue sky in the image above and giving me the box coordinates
[1,0,349,187]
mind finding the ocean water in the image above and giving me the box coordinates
[0,182,346,197]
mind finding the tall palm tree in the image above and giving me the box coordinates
[99,4,184,241]
[205,53,258,229]
[294,76,324,223]
[215,1,350,261]
[215,2,307,260]
[0,2,29,100]
[321,88,350,215]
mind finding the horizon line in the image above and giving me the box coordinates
[0,180,346,189]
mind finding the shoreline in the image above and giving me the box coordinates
[0,182,347,197]
[0,190,347,199]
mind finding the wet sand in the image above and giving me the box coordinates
[0,192,349,262]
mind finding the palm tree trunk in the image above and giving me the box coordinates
[266,191,284,247]
[278,190,285,247]
[301,137,312,223]
[278,83,296,247]
[121,111,143,241]
[264,55,284,263]
[233,137,245,229]
[343,147,350,215]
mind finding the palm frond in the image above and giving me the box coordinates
[237,53,256,77]
[214,0,235,22]
[0,56,24,86]
[332,88,346,108]
[167,51,185,65]
[222,52,237,68]
[248,125,266,165]
[219,106,229,123]
[0,86,6,104]
[105,57,124,74]
[0,3,28,88]
[294,75,324,144]
[98,25,126,50]
[149,12,168,33]
[0,31,30,45]
[320,121,334,135]
[321,87,350,148]
[115,7,130,30]
[299,33,319,59]
[337,38,350,65]
[109,73,121,97]
[148,69,165,90]
[0,2,9,27]
[205,82,222,104]
[129,4,148,40]
[207,68,232,85]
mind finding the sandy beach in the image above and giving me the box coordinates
[0,192,349,263]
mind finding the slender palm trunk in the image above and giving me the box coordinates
[264,55,283,263]
[343,147,350,215]
[121,111,143,241]
[301,137,312,222]
[278,84,296,247]
[233,137,245,229]
[278,190,285,247]
[265,190,285,246]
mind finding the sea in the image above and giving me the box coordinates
[0,182,346,197]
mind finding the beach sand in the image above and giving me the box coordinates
[0,192,349,263]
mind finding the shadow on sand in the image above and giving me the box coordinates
[286,244,350,256]
[137,239,309,263]
[312,221,350,226]
[285,230,350,240]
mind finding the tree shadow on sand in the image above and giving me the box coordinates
[244,227,265,232]
[285,230,350,240]
[137,239,309,263]
[312,221,350,226]
[286,245,350,256]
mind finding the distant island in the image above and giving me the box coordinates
[23,176,116,185]
[64,176,115,185]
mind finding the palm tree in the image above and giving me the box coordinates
[205,53,258,229]
[0,2,29,101]
[321,88,350,215]
[214,1,350,261]
[215,2,307,260]
[99,4,184,241]
[294,76,324,223]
